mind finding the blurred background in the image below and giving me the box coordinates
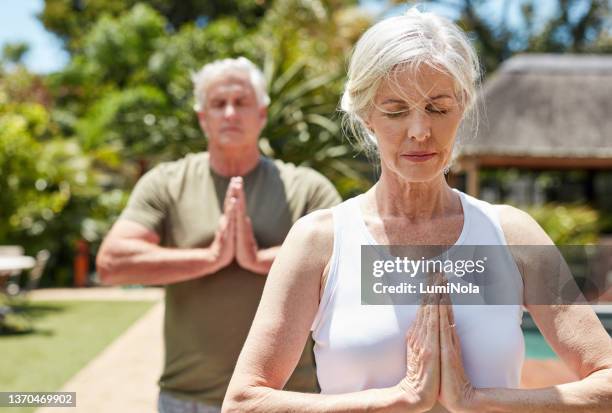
[0,0,611,287]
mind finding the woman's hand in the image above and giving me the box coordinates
[398,290,441,412]
[439,293,477,413]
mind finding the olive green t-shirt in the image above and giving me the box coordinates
[119,152,341,405]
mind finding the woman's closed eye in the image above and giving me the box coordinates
[426,104,449,114]
[382,105,449,118]
[383,110,408,118]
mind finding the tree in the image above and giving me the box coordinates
[67,5,258,169]
[7,0,375,285]
[39,0,269,51]
[51,2,373,192]
[1,42,30,65]
[398,0,611,74]
[527,0,611,54]
[255,0,373,195]
[0,99,126,285]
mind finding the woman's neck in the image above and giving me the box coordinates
[367,170,460,222]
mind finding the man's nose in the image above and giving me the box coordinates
[407,111,431,141]
[223,104,238,119]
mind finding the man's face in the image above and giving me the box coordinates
[197,72,267,150]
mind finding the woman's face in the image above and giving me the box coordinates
[365,65,464,183]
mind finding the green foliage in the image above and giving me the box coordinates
[527,0,611,53]
[144,0,268,29]
[526,204,600,245]
[54,6,261,165]
[0,103,68,242]
[4,1,372,286]
[83,4,167,85]
[0,81,128,285]
[1,42,30,65]
[255,0,373,195]
[59,1,372,184]
[261,58,372,195]
[408,0,612,74]
[5,0,608,287]
[8,0,607,288]
[77,86,169,155]
[40,0,268,51]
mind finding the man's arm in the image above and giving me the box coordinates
[97,163,238,286]
[97,214,235,286]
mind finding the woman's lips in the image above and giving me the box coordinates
[401,152,436,162]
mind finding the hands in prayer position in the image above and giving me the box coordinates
[402,275,476,413]
[210,177,270,274]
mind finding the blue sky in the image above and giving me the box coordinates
[1,0,562,74]
[0,0,69,73]
[362,0,559,32]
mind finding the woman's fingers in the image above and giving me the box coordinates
[403,288,442,412]
[407,303,422,348]
[409,286,430,346]
[440,292,458,348]
[439,292,454,350]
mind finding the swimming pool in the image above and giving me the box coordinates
[523,308,612,359]
[523,329,557,359]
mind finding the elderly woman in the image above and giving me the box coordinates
[222,8,612,413]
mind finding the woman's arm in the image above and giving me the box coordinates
[469,206,612,412]
[222,210,435,413]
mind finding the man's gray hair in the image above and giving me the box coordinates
[191,57,270,111]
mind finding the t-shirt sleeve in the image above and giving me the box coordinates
[304,169,342,213]
[119,166,168,235]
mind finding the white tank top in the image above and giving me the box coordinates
[311,189,525,394]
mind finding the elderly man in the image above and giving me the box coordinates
[96,57,341,413]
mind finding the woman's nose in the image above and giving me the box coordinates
[407,111,431,141]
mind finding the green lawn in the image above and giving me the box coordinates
[0,300,155,412]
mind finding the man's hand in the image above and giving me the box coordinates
[232,177,269,274]
[208,177,240,273]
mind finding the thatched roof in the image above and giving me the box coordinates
[459,54,612,162]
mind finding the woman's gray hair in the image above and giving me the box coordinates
[192,57,270,111]
[340,7,482,158]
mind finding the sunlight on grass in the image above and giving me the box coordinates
[0,300,154,412]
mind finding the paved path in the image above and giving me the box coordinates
[34,288,164,413]
[29,287,164,301]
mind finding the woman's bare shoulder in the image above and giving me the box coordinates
[286,208,335,265]
[493,204,553,246]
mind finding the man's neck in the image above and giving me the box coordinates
[208,145,261,177]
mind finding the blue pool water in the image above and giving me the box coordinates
[522,311,612,359]
[523,329,557,359]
